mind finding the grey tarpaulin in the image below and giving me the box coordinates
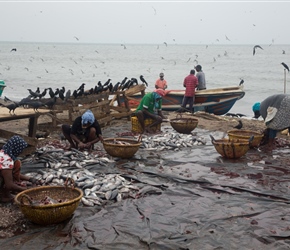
[1,127,290,249]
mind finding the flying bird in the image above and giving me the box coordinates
[225,35,231,41]
[253,45,263,55]
[139,75,148,87]
[234,120,243,129]
[281,62,289,72]
[74,36,79,41]
[163,42,167,47]
[10,48,17,52]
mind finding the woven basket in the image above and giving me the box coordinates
[14,185,83,225]
[212,138,250,159]
[131,117,161,133]
[170,114,198,134]
[227,129,263,147]
[103,138,141,159]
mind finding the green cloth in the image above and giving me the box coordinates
[136,92,162,114]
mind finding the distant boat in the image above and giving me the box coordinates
[120,85,245,115]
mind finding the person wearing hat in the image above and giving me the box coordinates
[62,109,103,150]
[135,89,166,133]
[0,135,37,202]
[155,72,168,90]
[252,94,290,149]
[195,65,206,90]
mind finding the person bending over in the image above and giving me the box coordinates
[62,109,103,150]
[135,89,166,133]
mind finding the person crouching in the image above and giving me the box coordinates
[62,109,103,151]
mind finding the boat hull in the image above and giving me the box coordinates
[123,86,245,115]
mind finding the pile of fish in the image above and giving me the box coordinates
[140,132,207,151]
[23,146,140,207]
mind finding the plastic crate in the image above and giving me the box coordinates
[131,116,161,133]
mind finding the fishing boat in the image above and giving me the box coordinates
[123,85,245,115]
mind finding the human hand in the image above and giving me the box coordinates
[78,142,86,149]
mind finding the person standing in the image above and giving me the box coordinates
[180,69,198,113]
[252,94,290,149]
[155,72,168,90]
[195,65,206,90]
[62,109,103,151]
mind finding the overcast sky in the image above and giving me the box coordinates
[1,1,289,45]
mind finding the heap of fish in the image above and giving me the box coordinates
[23,146,140,207]
[139,132,207,151]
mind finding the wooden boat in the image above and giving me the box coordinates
[123,86,245,115]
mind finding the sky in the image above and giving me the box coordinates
[1,1,290,45]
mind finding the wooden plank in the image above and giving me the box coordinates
[124,84,146,96]
[0,128,38,146]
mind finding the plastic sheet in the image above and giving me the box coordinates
[1,128,290,249]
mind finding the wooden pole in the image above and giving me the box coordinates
[284,69,287,94]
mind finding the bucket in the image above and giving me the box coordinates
[0,80,6,97]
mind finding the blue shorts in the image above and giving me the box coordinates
[268,129,277,139]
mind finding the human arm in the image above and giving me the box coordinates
[1,169,27,192]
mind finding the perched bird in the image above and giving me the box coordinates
[0,102,19,115]
[112,82,121,93]
[281,62,289,72]
[139,75,148,87]
[40,88,48,98]
[72,90,78,99]
[58,89,65,101]
[120,77,128,86]
[27,101,46,112]
[44,96,57,110]
[239,79,244,86]
[64,89,71,102]
[234,120,243,129]
[77,83,86,91]
[131,78,138,85]
[48,88,55,98]
[253,45,263,55]
[27,89,42,99]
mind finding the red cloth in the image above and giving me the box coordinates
[154,88,166,97]
[183,74,198,97]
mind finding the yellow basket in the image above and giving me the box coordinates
[227,129,263,147]
[14,185,83,225]
[212,138,250,159]
[131,116,161,133]
[170,114,198,134]
[103,138,141,159]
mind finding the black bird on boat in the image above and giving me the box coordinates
[103,79,111,86]
[35,87,40,94]
[40,88,48,98]
[120,77,128,86]
[112,82,120,93]
[140,75,148,86]
[281,62,289,72]
[239,79,244,86]
[131,78,138,85]
[234,120,243,129]
[27,89,42,99]
[64,90,71,102]
[0,102,19,115]
[27,101,46,112]
[58,89,65,101]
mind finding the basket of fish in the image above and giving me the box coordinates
[14,182,83,225]
[102,138,141,159]
[170,114,198,134]
[227,129,263,147]
[210,135,252,159]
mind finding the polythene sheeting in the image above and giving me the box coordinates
[1,129,290,249]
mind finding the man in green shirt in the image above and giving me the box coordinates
[135,89,166,133]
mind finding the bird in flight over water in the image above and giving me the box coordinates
[253,45,263,55]
[281,62,289,72]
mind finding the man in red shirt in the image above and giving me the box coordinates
[180,69,198,113]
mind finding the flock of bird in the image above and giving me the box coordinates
[0,75,149,115]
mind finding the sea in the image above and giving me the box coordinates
[1,41,289,117]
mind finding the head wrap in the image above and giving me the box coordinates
[81,110,95,125]
[252,102,261,112]
[2,135,28,161]
[154,89,165,98]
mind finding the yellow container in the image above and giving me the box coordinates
[227,129,263,148]
[131,116,161,133]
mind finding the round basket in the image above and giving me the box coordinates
[14,186,83,225]
[212,138,250,159]
[227,129,263,147]
[170,115,198,134]
[103,138,141,159]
